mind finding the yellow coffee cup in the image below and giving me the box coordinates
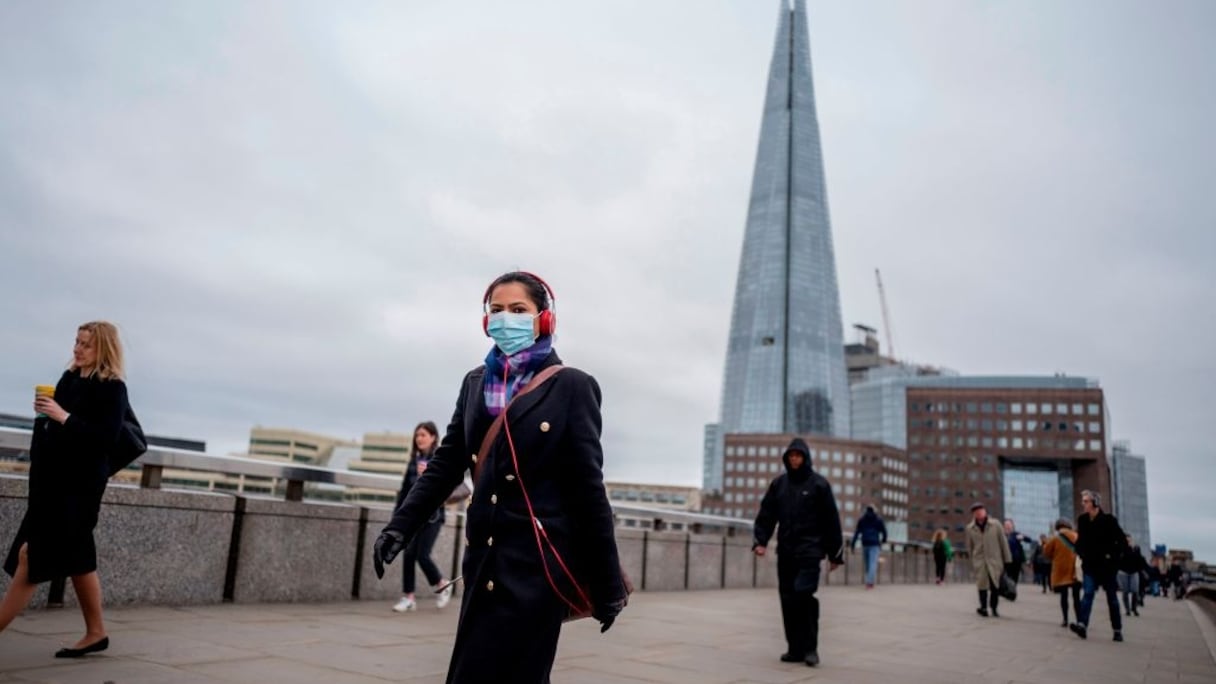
[34,385,55,418]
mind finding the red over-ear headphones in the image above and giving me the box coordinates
[482,272,557,337]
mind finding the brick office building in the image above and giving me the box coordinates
[905,380,1110,544]
[710,433,909,540]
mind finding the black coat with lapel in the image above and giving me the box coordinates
[386,350,625,683]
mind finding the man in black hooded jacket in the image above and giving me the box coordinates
[753,438,844,668]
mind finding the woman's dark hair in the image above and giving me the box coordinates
[412,421,440,454]
[485,271,551,311]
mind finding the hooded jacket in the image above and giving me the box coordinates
[752,438,844,564]
[851,507,888,549]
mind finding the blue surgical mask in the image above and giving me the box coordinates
[486,312,537,356]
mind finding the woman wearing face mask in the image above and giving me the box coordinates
[391,421,455,613]
[1,321,129,657]
[373,271,626,684]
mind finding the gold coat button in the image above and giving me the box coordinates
[540,421,550,432]
[505,474,516,482]
[486,580,495,591]
[490,494,498,504]
[487,537,494,547]
[470,454,478,463]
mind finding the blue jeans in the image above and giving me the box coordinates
[863,546,880,585]
[1077,572,1122,631]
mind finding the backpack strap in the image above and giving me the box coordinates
[1057,532,1079,554]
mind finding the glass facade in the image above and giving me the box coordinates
[1002,467,1060,538]
[1112,442,1151,552]
[718,0,849,450]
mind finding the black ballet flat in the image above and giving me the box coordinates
[54,636,109,658]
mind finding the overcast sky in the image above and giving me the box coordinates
[1,1,1212,559]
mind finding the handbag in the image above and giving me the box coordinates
[998,572,1018,601]
[472,365,634,622]
[107,404,148,476]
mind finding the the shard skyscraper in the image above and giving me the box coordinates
[705,0,848,492]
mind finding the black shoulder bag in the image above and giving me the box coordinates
[108,404,148,476]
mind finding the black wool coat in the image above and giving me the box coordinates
[5,370,127,583]
[385,350,625,684]
[1075,509,1128,579]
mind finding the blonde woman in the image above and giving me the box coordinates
[1,322,130,657]
[931,529,953,585]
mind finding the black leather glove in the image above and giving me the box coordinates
[593,598,625,634]
[372,529,406,579]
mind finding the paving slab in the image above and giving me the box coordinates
[0,585,1212,683]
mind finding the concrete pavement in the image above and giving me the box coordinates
[0,584,1212,683]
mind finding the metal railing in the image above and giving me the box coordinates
[0,427,751,533]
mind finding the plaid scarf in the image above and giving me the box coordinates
[483,336,553,416]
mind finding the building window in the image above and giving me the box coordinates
[1072,403,1084,415]
[1013,437,1024,448]
[1011,403,1022,414]
[997,437,1008,448]
[996,420,1008,431]
[1089,440,1102,451]
[1056,403,1068,414]
[966,402,978,413]
[982,437,993,448]
[981,419,993,430]
[1012,420,1023,431]
[1027,404,1038,415]
[1088,421,1101,433]
[981,402,993,413]
[845,452,856,463]
[1088,403,1100,415]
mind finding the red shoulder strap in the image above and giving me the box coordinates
[472,365,564,483]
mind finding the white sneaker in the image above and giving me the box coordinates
[392,596,417,613]
[436,583,453,609]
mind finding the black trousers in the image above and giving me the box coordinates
[1056,582,1081,624]
[933,554,947,582]
[401,515,444,594]
[777,555,822,657]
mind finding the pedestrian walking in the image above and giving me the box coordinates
[1070,490,1127,642]
[372,272,628,683]
[1,322,136,657]
[390,421,460,613]
[753,438,844,668]
[1117,536,1146,618]
[931,529,953,585]
[1041,518,1082,627]
[850,505,887,589]
[966,502,1012,617]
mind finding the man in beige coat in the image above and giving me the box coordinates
[966,502,1012,617]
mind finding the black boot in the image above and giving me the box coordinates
[977,590,989,617]
[778,592,804,661]
[804,593,820,667]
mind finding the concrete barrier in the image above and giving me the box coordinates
[687,533,724,590]
[1,476,954,609]
[230,497,361,603]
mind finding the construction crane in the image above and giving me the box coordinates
[875,268,895,359]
